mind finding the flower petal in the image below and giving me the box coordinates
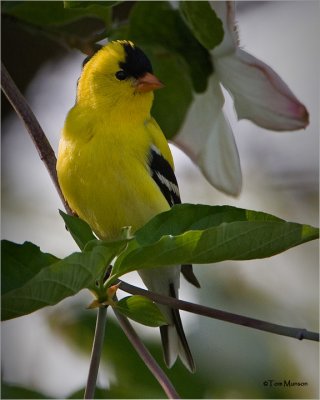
[215,48,309,130]
[210,1,238,57]
[197,111,242,196]
[174,75,242,196]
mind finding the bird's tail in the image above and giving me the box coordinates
[160,283,195,373]
[138,266,195,372]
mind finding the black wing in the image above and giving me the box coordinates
[148,145,200,288]
[149,145,181,207]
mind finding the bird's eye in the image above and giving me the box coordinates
[115,70,128,81]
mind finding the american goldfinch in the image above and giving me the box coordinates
[57,40,199,372]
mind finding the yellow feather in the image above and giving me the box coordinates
[57,41,173,240]
[57,40,195,372]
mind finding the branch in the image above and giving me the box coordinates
[118,280,319,342]
[84,306,108,399]
[113,308,180,399]
[1,62,72,215]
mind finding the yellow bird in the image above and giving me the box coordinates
[57,40,199,372]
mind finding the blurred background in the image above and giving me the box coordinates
[1,1,319,398]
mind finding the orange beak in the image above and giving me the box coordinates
[135,72,164,93]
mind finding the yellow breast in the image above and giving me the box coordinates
[57,106,170,240]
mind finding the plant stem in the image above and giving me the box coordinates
[84,306,108,399]
[113,308,180,399]
[118,280,319,342]
[1,62,72,215]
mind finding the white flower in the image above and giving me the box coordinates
[174,1,309,196]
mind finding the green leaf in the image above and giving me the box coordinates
[59,210,96,250]
[107,204,319,283]
[109,1,215,138]
[1,240,59,295]
[145,45,194,139]
[2,0,112,47]
[2,1,110,26]
[83,226,134,252]
[115,295,168,327]
[118,1,213,138]
[1,382,49,399]
[135,204,284,245]
[180,1,224,49]
[69,386,107,399]
[125,1,213,94]
[64,1,120,9]
[1,240,127,321]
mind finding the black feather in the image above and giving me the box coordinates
[120,43,153,79]
[159,325,170,367]
[159,284,196,372]
[181,264,201,288]
[148,146,200,291]
[149,146,181,207]
[169,283,195,372]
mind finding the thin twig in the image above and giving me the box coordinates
[113,308,180,399]
[1,62,72,215]
[118,280,319,342]
[84,306,108,399]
